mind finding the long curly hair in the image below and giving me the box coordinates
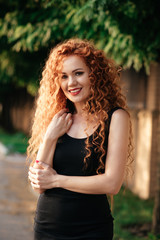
[27,38,133,182]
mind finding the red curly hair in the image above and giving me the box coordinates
[27,38,133,181]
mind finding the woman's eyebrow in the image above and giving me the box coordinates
[62,68,83,74]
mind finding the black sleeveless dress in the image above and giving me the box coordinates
[34,107,121,240]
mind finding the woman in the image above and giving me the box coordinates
[27,38,133,240]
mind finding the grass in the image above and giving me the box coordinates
[113,187,159,240]
[0,128,159,239]
[0,128,29,154]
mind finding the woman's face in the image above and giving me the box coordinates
[59,55,91,106]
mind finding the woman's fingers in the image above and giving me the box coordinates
[29,166,41,174]
[66,113,73,126]
[56,108,68,118]
[31,181,40,189]
[28,171,37,182]
[59,112,72,127]
[67,120,72,131]
[28,167,43,184]
[61,112,68,119]
[52,109,72,123]
[65,113,72,121]
[29,171,42,188]
[45,108,73,139]
[29,166,58,190]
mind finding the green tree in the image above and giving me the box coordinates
[1,0,160,94]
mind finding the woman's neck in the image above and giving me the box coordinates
[74,103,85,115]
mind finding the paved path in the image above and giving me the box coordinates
[0,153,37,240]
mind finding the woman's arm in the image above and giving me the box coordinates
[35,108,72,166]
[30,108,72,193]
[29,109,129,195]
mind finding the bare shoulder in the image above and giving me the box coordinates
[110,109,130,129]
[112,108,129,120]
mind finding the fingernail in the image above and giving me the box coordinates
[36,160,39,163]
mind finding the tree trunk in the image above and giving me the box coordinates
[152,112,160,234]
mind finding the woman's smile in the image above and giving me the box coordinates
[69,88,82,95]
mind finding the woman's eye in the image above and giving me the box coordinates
[75,72,84,76]
[62,75,68,79]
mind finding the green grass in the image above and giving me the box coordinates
[0,128,29,154]
[113,187,159,240]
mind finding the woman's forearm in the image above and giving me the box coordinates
[56,173,122,195]
[31,138,58,194]
[36,138,58,167]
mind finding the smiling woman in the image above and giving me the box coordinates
[60,55,91,108]
[27,38,133,240]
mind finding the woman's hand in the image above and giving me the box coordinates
[28,161,58,191]
[29,161,45,194]
[28,108,72,193]
[43,108,72,142]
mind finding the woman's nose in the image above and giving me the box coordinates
[68,75,76,86]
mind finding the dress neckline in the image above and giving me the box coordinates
[64,107,121,141]
[65,124,101,140]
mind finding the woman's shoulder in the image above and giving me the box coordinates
[111,106,128,116]
[109,107,129,130]
[107,107,129,128]
[108,106,128,118]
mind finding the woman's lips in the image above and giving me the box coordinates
[69,88,82,96]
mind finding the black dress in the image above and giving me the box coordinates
[34,107,122,240]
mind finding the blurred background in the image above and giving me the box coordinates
[0,0,159,239]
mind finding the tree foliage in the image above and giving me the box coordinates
[0,0,160,95]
